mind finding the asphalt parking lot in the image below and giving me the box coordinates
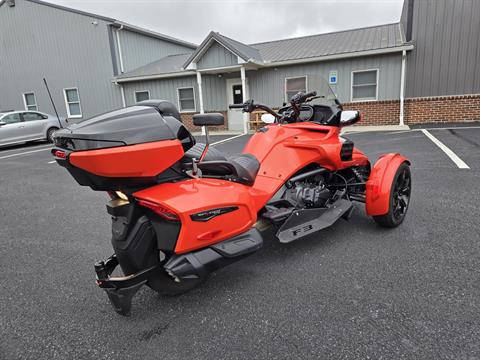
[1,127,480,360]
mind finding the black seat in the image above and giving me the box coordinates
[182,143,226,162]
[198,153,260,186]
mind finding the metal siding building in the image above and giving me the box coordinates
[403,0,480,97]
[0,0,195,119]
[2,0,479,129]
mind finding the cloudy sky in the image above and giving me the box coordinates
[51,0,404,45]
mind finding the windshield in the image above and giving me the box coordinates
[288,74,338,106]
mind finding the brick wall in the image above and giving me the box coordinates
[180,111,228,132]
[183,95,480,130]
[343,94,480,126]
[404,94,480,125]
[343,100,400,126]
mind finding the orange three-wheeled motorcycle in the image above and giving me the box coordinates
[52,78,411,315]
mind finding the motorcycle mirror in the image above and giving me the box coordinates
[261,113,276,124]
[340,110,361,126]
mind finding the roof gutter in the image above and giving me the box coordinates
[262,44,414,67]
[113,70,197,83]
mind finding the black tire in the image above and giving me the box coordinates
[373,162,411,228]
[46,127,58,143]
[147,252,207,296]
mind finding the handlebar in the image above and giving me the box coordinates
[227,90,318,123]
[228,104,245,109]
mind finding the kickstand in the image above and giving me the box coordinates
[104,281,146,316]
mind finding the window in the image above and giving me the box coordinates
[232,85,243,104]
[2,113,21,124]
[63,88,82,118]
[135,90,150,103]
[285,76,307,102]
[23,92,37,111]
[351,70,378,101]
[22,112,46,121]
[177,87,196,112]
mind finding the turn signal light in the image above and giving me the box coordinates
[52,149,67,159]
[137,199,180,221]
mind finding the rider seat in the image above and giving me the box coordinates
[182,143,260,186]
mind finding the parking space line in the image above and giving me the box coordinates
[0,143,51,154]
[0,147,52,160]
[421,129,470,169]
[211,133,246,146]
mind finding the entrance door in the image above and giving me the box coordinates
[226,79,246,131]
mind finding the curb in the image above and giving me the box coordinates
[342,125,411,133]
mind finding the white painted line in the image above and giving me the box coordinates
[48,160,56,164]
[0,147,52,160]
[421,129,470,169]
[211,133,247,146]
[0,143,52,154]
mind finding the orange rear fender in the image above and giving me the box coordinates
[366,153,410,216]
[133,178,257,254]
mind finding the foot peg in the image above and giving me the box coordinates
[94,255,162,316]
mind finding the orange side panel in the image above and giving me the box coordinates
[244,123,369,212]
[365,153,410,216]
[133,178,257,254]
[69,140,184,178]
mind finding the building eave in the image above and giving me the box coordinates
[114,71,197,83]
[263,45,415,67]
[112,21,197,49]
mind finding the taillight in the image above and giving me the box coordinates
[52,149,66,159]
[137,199,179,221]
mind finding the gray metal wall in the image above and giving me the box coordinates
[122,74,226,111]
[0,0,122,119]
[405,0,480,97]
[197,41,238,70]
[119,30,194,72]
[248,53,402,107]
[123,53,401,112]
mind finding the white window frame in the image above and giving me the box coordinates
[351,69,379,102]
[285,76,308,102]
[22,92,37,111]
[177,87,196,113]
[134,90,150,103]
[63,87,82,118]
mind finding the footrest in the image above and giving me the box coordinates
[277,199,353,243]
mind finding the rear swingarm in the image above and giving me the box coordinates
[94,255,163,316]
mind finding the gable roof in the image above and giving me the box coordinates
[25,0,197,49]
[117,22,413,82]
[183,31,263,69]
[252,22,406,63]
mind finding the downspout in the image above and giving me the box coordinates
[114,81,126,108]
[116,25,125,74]
[399,50,407,126]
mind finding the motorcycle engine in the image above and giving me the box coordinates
[284,177,331,208]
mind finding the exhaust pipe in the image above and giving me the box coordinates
[164,228,263,281]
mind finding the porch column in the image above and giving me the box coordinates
[240,66,248,134]
[196,71,206,135]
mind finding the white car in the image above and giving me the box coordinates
[0,110,67,147]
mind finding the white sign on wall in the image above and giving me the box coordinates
[329,70,338,85]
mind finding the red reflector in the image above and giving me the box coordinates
[137,199,179,221]
[53,150,66,159]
